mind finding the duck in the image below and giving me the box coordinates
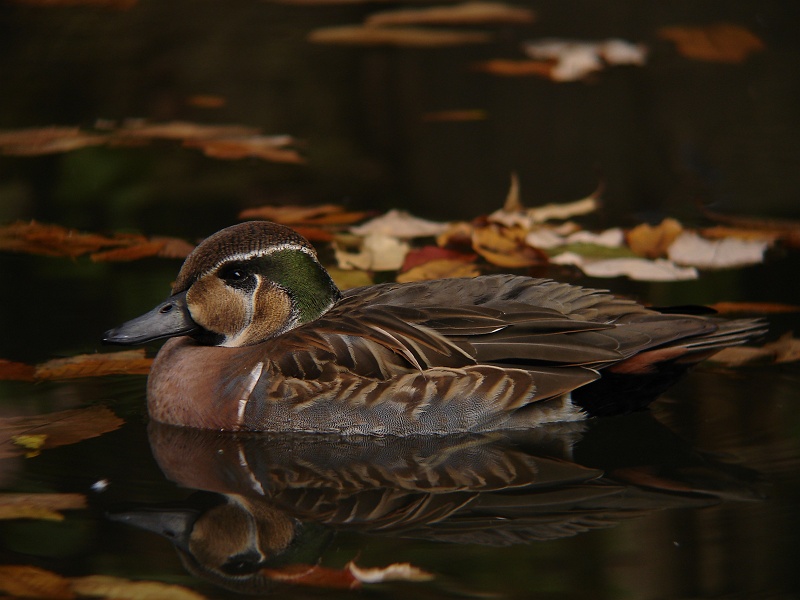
[104,220,765,435]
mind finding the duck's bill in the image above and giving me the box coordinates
[103,291,199,345]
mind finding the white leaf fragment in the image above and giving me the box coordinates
[335,233,409,271]
[350,209,449,238]
[347,561,434,584]
[667,232,768,268]
[551,253,698,281]
[523,38,647,81]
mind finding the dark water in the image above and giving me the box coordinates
[2,2,800,598]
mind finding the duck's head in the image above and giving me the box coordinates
[104,221,341,347]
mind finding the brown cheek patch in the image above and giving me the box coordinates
[187,276,248,336]
[243,283,293,344]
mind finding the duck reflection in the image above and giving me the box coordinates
[110,414,762,594]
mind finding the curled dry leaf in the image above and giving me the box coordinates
[0,493,87,521]
[471,222,547,268]
[0,565,75,600]
[366,2,535,27]
[437,221,475,250]
[239,204,371,227]
[626,218,683,259]
[0,221,129,258]
[658,23,764,63]
[308,25,491,47]
[35,350,153,380]
[70,575,206,600]
[335,234,410,271]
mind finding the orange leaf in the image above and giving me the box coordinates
[90,240,168,262]
[0,127,108,156]
[397,259,480,282]
[0,221,132,258]
[183,136,306,164]
[472,59,555,78]
[401,246,477,271]
[658,23,764,63]
[239,204,371,227]
[626,218,683,259]
[308,25,491,47]
[472,222,547,267]
[186,95,226,109]
[0,565,75,600]
[263,564,359,590]
[709,301,800,315]
[34,350,153,380]
[0,493,87,521]
[366,2,535,26]
[0,359,36,381]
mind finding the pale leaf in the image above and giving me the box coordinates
[551,253,698,281]
[347,561,434,583]
[350,210,449,238]
[667,232,768,268]
[335,234,409,271]
[522,38,647,81]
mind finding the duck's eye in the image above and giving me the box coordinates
[219,266,254,288]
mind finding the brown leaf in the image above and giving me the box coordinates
[472,222,547,267]
[263,564,359,590]
[238,204,370,226]
[658,23,764,63]
[626,218,683,259]
[186,95,226,109]
[0,565,75,599]
[114,120,258,141]
[183,135,306,164]
[421,109,487,122]
[402,245,477,271]
[34,350,153,380]
[366,2,535,26]
[437,221,475,250]
[472,59,555,78]
[0,359,36,382]
[709,333,800,367]
[70,575,206,600]
[709,301,800,315]
[0,221,132,258]
[0,127,108,156]
[0,493,87,521]
[90,240,168,262]
[396,258,480,282]
[699,226,782,243]
[308,25,491,47]
[0,406,124,458]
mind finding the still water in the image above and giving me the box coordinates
[2,1,800,598]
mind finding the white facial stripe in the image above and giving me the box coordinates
[208,243,318,279]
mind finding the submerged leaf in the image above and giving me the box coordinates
[366,2,535,26]
[34,350,153,379]
[658,23,764,63]
[0,565,75,600]
[308,25,491,47]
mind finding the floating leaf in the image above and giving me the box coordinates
[71,575,206,600]
[0,565,75,600]
[326,267,374,290]
[0,406,124,459]
[0,493,87,521]
[347,561,434,584]
[473,59,555,78]
[422,109,487,122]
[182,135,305,164]
[186,95,226,109]
[350,209,449,238]
[511,38,647,81]
[308,25,491,47]
[34,350,153,380]
[472,222,547,268]
[114,120,258,141]
[89,240,171,262]
[401,246,477,271]
[658,23,764,63]
[0,221,130,258]
[667,232,768,269]
[397,258,480,282]
[263,564,358,590]
[12,434,48,458]
[0,127,108,156]
[0,359,36,381]
[366,2,535,26]
[335,234,409,271]
[238,204,371,226]
[627,218,684,259]
[708,301,800,315]
[551,253,698,281]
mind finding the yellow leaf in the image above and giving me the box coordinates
[0,565,75,599]
[472,223,546,267]
[626,218,683,259]
[12,434,47,457]
[70,575,206,600]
